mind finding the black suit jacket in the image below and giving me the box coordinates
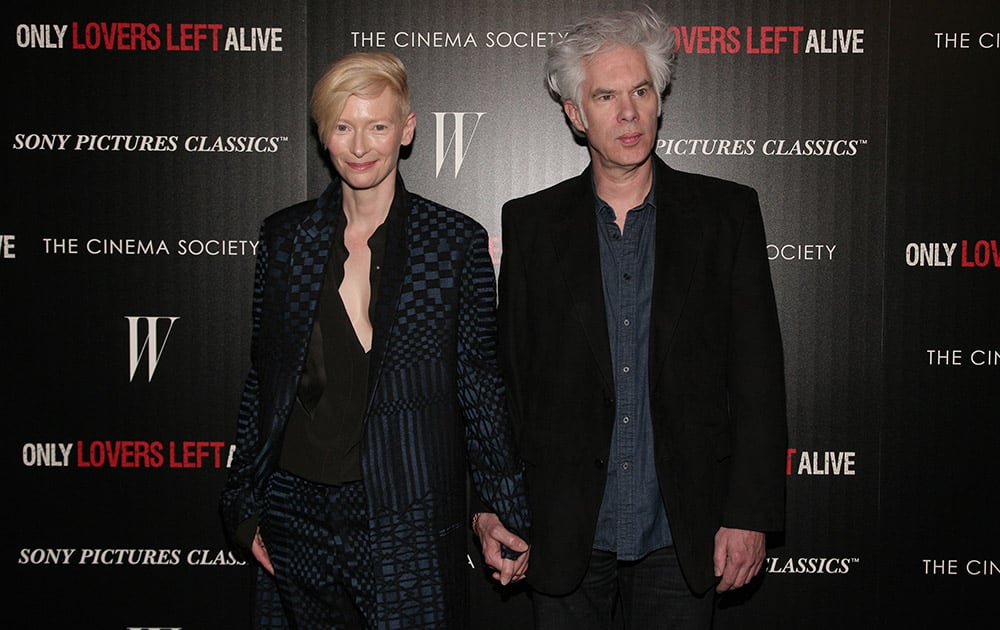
[498,157,786,595]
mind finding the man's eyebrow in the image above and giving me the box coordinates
[590,79,652,96]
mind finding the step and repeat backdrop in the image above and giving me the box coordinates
[7,1,996,628]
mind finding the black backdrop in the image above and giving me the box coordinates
[7,1,997,628]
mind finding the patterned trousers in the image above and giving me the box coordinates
[255,469,375,629]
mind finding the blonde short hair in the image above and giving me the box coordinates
[310,52,411,143]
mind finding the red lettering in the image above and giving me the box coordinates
[71,23,86,49]
[672,26,742,54]
[746,26,804,54]
[70,22,162,51]
[92,441,108,467]
[169,441,228,467]
[961,239,1000,267]
[76,440,91,466]
[106,440,123,467]
[81,441,109,467]
[74,440,167,467]
[100,22,117,50]
[149,441,165,467]
[166,23,223,51]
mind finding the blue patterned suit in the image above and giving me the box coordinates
[220,175,530,628]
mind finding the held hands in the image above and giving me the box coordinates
[713,526,766,592]
[252,527,275,576]
[254,517,530,585]
[472,512,530,585]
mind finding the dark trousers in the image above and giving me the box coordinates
[531,547,716,630]
[258,469,374,629]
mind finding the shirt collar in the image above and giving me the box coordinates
[592,167,658,218]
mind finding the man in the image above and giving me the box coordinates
[498,7,787,629]
[219,52,529,629]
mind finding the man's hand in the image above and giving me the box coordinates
[472,512,529,585]
[252,527,274,576]
[713,526,765,592]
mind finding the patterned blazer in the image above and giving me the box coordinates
[220,175,530,628]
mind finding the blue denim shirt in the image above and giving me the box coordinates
[591,178,672,560]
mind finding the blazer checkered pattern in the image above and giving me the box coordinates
[220,175,530,628]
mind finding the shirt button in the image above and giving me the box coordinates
[622,462,630,471]
[623,319,630,327]
[622,416,630,424]
[623,366,630,374]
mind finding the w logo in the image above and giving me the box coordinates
[126,316,180,382]
[433,112,486,177]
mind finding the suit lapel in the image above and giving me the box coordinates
[365,181,409,411]
[550,169,615,392]
[649,159,703,388]
[287,188,339,371]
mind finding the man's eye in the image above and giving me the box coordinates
[635,88,648,97]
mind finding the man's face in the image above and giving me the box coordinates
[326,88,416,194]
[564,45,659,177]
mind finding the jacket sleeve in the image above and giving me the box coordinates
[457,221,531,539]
[723,188,788,532]
[496,202,529,450]
[218,222,269,551]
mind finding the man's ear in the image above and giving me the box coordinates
[563,100,586,135]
